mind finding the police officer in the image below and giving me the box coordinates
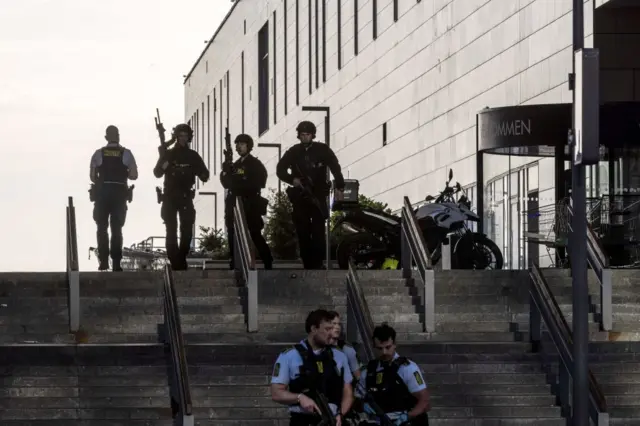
[276,121,346,269]
[220,134,273,270]
[328,311,362,380]
[89,125,138,271]
[271,308,354,426]
[153,123,210,270]
[356,324,430,425]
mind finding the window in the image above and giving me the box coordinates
[219,78,223,167]
[201,102,205,172]
[382,122,387,146]
[244,19,246,35]
[337,0,342,69]
[258,22,270,135]
[372,0,377,39]
[321,0,326,82]
[195,110,199,189]
[206,61,208,73]
[241,51,245,133]
[354,0,359,55]
[284,0,288,114]
[308,0,312,94]
[273,10,277,124]
[393,0,398,21]
[296,0,300,105]
[315,0,319,89]
[226,70,230,126]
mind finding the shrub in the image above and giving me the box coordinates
[197,226,229,260]
[264,189,299,259]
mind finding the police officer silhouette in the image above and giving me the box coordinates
[356,324,430,425]
[271,309,354,426]
[89,125,138,271]
[276,120,345,269]
[153,123,209,270]
[220,134,273,269]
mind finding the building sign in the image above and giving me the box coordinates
[482,119,532,138]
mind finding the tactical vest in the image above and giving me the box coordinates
[98,146,128,185]
[365,358,417,414]
[288,344,344,407]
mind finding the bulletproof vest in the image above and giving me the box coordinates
[294,144,330,193]
[365,358,416,413]
[227,156,260,197]
[98,146,128,184]
[288,344,344,406]
[165,147,196,194]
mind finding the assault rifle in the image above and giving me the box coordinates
[291,164,330,219]
[223,119,233,172]
[154,108,176,155]
[355,381,394,426]
[314,391,337,426]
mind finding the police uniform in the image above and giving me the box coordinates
[220,144,273,269]
[153,141,209,270]
[336,339,362,375]
[276,121,345,269]
[90,142,137,270]
[356,353,429,425]
[271,340,353,425]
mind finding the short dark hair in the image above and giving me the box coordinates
[327,310,340,320]
[305,309,334,333]
[372,323,396,343]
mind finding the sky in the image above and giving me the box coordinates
[0,0,231,271]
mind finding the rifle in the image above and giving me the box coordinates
[291,164,330,219]
[154,108,175,154]
[355,381,395,426]
[223,119,233,172]
[314,391,337,426]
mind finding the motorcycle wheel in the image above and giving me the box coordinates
[336,233,386,270]
[463,234,504,270]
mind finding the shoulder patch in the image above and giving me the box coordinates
[413,371,424,386]
[272,363,281,377]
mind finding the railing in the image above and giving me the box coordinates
[400,196,435,332]
[233,197,258,332]
[162,264,194,426]
[568,204,612,331]
[65,196,80,332]
[529,263,608,425]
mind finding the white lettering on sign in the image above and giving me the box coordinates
[486,119,532,137]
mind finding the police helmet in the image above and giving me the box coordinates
[234,133,254,151]
[296,120,316,138]
[173,123,194,141]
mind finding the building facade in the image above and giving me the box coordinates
[184,0,640,268]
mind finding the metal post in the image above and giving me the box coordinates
[301,105,332,270]
[441,237,452,270]
[400,219,412,280]
[423,269,435,333]
[246,269,258,332]
[571,0,588,423]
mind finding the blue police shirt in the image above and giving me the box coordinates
[338,343,361,374]
[271,340,354,415]
[355,353,427,417]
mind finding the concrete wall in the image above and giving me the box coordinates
[184,0,600,267]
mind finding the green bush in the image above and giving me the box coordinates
[264,189,299,260]
[197,226,229,260]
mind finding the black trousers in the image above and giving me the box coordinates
[226,197,273,268]
[161,194,195,270]
[289,413,324,426]
[292,199,327,269]
[93,185,128,263]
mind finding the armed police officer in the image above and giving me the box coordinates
[89,125,138,271]
[220,133,273,270]
[328,311,362,380]
[271,309,354,426]
[276,121,346,269]
[356,324,430,425]
[153,123,209,270]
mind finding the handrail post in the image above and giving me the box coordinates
[66,197,80,333]
[400,225,412,279]
[600,268,612,332]
[234,197,259,332]
[423,269,435,332]
[441,237,452,270]
[246,269,258,332]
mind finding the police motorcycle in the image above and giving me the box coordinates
[333,170,503,270]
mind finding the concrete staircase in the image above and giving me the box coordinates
[0,344,175,425]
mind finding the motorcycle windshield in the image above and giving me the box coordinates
[415,203,449,220]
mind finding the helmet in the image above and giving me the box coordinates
[296,120,316,137]
[234,133,254,151]
[173,123,194,141]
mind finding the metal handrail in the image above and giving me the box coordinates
[65,196,80,332]
[345,259,375,361]
[400,196,435,332]
[233,197,258,332]
[162,264,194,425]
[529,263,608,425]
[568,204,612,331]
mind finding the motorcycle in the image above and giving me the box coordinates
[333,169,504,270]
